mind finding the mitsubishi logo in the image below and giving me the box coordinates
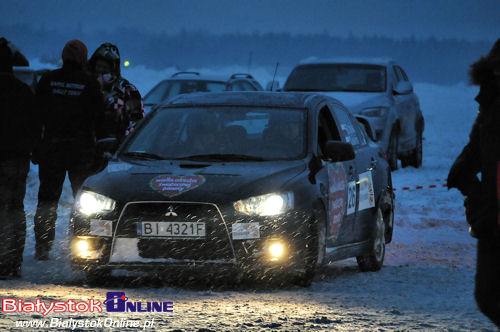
[165,206,178,217]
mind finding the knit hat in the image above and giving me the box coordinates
[62,39,88,66]
[470,38,500,85]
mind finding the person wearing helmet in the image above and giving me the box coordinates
[88,43,144,146]
[0,38,37,277]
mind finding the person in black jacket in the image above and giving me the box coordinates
[33,40,105,260]
[0,38,37,278]
[448,38,500,327]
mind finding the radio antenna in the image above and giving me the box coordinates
[271,62,279,91]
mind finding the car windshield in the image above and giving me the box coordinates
[284,64,386,92]
[143,80,227,105]
[123,106,307,161]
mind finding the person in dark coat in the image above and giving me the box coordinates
[33,40,105,260]
[448,38,500,327]
[0,38,37,278]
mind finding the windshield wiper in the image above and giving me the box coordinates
[121,151,166,160]
[175,154,267,161]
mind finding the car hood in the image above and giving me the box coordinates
[83,159,308,203]
[313,91,391,112]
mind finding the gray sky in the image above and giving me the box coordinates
[1,0,499,41]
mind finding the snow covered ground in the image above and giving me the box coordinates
[0,64,497,331]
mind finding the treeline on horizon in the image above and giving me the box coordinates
[1,24,492,85]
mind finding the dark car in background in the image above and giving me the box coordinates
[70,91,393,286]
[13,67,50,92]
[283,58,424,170]
[142,71,263,113]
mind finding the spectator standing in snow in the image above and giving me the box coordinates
[0,38,37,278]
[88,43,144,148]
[448,38,500,327]
[33,40,105,260]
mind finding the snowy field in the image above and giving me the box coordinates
[0,63,497,331]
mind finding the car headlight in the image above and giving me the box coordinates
[233,192,294,216]
[76,191,116,215]
[359,107,388,117]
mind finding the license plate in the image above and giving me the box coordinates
[137,222,205,237]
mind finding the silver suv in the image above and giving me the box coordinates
[283,58,424,170]
[143,72,263,114]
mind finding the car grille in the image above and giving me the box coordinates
[114,202,234,261]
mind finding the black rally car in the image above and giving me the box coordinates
[70,91,394,285]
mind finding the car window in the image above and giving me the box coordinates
[353,119,367,145]
[317,107,341,157]
[331,105,362,146]
[392,66,404,82]
[397,66,409,81]
[13,70,34,87]
[205,82,228,92]
[143,80,227,104]
[125,106,307,161]
[230,81,257,91]
[284,64,386,92]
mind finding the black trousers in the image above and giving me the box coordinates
[0,158,30,275]
[34,157,93,254]
[475,237,500,327]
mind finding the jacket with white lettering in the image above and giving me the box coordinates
[35,61,106,160]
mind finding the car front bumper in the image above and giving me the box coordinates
[70,201,313,275]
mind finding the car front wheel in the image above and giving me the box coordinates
[409,130,423,168]
[294,208,326,286]
[356,207,386,272]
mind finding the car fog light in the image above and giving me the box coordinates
[76,239,90,257]
[72,237,103,260]
[269,242,284,260]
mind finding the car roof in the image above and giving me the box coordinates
[299,56,396,67]
[161,91,338,110]
[163,72,258,83]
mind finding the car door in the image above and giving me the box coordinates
[331,103,378,243]
[315,105,358,247]
[392,65,417,148]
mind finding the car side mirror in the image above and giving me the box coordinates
[266,80,280,91]
[393,81,413,95]
[97,137,119,153]
[324,141,355,162]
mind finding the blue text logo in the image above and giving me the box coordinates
[104,292,173,313]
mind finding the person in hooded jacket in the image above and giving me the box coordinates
[33,40,105,260]
[448,38,500,327]
[0,38,37,278]
[88,43,144,146]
